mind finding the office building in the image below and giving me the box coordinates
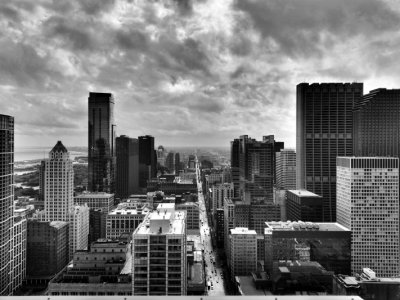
[176,202,200,230]
[166,152,175,174]
[11,215,27,293]
[157,145,166,166]
[43,141,74,222]
[231,139,240,197]
[132,205,187,295]
[106,204,151,239]
[215,208,224,248]
[88,92,116,193]
[74,192,114,212]
[175,153,181,174]
[69,204,90,261]
[47,239,132,296]
[26,220,69,286]
[236,135,284,204]
[297,82,363,221]
[264,221,351,275]
[211,182,234,214]
[337,157,399,277]
[286,190,323,222]
[0,114,14,295]
[188,154,196,169]
[89,208,107,244]
[354,88,400,157]
[116,135,139,199]
[138,135,156,189]
[229,228,257,280]
[276,149,296,190]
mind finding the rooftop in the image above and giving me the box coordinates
[49,220,69,229]
[51,140,68,153]
[265,221,350,233]
[231,227,257,235]
[75,192,114,198]
[288,190,322,198]
[109,207,150,215]
[134,210,186,235]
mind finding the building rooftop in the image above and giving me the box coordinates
[231,227,257,235]
[51,140,68,153]
[265,221,350,233]
[235,276,269,295]
[288,190,322,198]
[49,220,69,229]
[109,207,150,215]
[135,210,186,235]
[75,192,114,198]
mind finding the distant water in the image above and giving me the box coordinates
[15,146,87,162]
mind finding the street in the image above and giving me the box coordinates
[195,157,226,296]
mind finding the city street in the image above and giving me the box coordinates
[195,157,226,296]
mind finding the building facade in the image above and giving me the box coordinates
[88,92,116,193]
[74,192,114,212]
[229,228,257,280]
[276,149,296,190]
[11,215,26,293]
[286,190,323,222]
[132,206,187,295]
[211,182,234,214]
[0,114,14,295]
[296,82,363,222]
[116,135,139,199]
[176,202,200,230]
[138,135,156,190]
[337,157,399,277]
[69,204,90,261]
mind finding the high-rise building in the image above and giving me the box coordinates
[26,220,69,285]
[276,149,296,190]
[69,204,90,261]
[0,114,14,295]
[74,192,114,212]
[166,152,175,174]
[43,141,74,222]
[231,139,240,198]
[11,215,26,293]
[337,157,399,277]
[88,208,107,244]
[211,182,234,215]
[132,205,187,295]
[88,92,116,193]
[286,190,323,222]
[236,135,284,204]
[138,135,156,190]
[116,135,139,199]
[354,88,400,157]
[157,145,166,166]
[229,227,257,280]
[296,82,363,222]
[174,153,181,174]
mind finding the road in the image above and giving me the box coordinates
[195,157,226,296]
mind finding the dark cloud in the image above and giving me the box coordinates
[115,29,149,51]
[173,0,193,16]
[78,0,116,15]
[187,95,224,113]
[0,5,20,22]
[235,0,400,57]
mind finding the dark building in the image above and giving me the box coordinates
[231,139,240,198]
[215,208,224,248]
[147,179,197,195]
[88,92,116,193]
[354,88,400,157]
[116,135,139,199]
[286,190,323,222]
[26,220,69,286]
[296,82,363,222]
[174,153,181,174]
[0,114,14,295]
[166,152,175,174]
[236,135,283,204]
[89,208,107,245]
[188,154,196,169]
[39,160,45,200]
[138,135,156,190]
[265,221,351,275]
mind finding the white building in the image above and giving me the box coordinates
[69,204,90,261]
[74,192,115,212]
[337,157,400,277]
[132,204,187,295]
[212,182,234,214]
[43,141,74,222]
[276,149,296,190]
[229,227,257,280]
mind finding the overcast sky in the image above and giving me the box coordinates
[1,0,400,149]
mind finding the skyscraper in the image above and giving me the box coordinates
[88,92,116,193]
[237,135,283,204]
[0,114,14,295]
[231,139,240,198]
[337,157,399,277]
[174,153,181,174]
[276,149,296,190]
[296,82,363,221]
[138,135,155,189]
[353,88,400,157]
[44,141,74,222]
[116,135,139,199]
[165,152,175,174]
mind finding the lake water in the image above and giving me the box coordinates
[15,147,86,162]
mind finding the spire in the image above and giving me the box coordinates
[51,140,68,153]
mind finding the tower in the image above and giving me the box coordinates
[0,114,14,295]
[296,82,363,221]
[88,92,116,193]
[138,135,155,189]
[116,135,139,199]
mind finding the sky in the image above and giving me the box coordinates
[1,0,400,149]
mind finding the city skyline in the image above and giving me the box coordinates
[1,0,400,149]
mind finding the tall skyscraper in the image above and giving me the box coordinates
[354,88,400,157]
[337,157,399,277]
[116,135,139,199]
[236,135,283,204]
[88,92,116,193]
[276,149,296,190]
[0,114,14,295]
[165,152,175,174]
[297,82,363,221]
[138,135,155,189]
[174,153,181,174]
[231,139,240,198]
[44,141,74,222]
